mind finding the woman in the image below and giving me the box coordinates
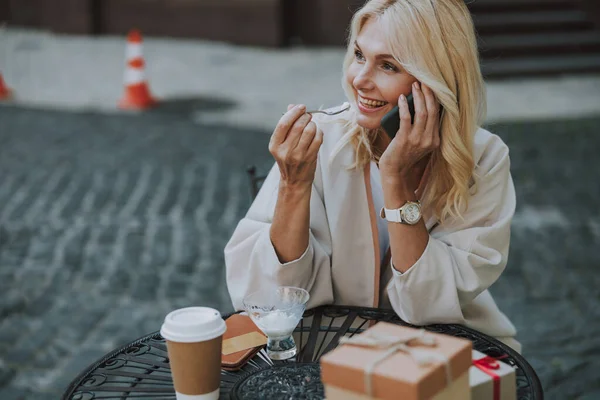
[225,0,520,351]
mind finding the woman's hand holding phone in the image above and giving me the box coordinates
[380,93,415,139]
[379,82,441,188]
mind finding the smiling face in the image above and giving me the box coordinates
[345,18,417,130]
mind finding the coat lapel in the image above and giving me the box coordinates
[364,158,438,311]
[363,161,381,308]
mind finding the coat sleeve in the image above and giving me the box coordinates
[224,160,334,311]
[387,139,516,325]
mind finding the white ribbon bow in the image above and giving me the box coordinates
[338,329,453,396]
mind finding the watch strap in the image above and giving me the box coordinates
[380,207,403,223]
[380,201,422,224]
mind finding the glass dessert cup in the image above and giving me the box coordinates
[243,286,310,360]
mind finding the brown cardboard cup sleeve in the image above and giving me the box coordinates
[160,307,227,400]
[221,314,267,370]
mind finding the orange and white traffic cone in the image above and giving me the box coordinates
[0,72,12,100]
[118,29,157,110]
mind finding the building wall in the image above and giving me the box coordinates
[1,0,600,48]
[0,0,288,47]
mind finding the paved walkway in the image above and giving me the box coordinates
[0,105,599,399]
[1,28,600,131]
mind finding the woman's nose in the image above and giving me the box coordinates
[353,67,374,91]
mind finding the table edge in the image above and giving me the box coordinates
[61,305,544,400]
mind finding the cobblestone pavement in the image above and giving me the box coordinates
[0,105,599,399]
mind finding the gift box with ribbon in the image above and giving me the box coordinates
[320,322,473,400]
[470,350,516,400]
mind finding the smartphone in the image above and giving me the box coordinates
[380,93,415,140]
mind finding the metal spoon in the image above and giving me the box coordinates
[283,103,351,116]
[307,102,350,116]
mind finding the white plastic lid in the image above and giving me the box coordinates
[160,307,227,343]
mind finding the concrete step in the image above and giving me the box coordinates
[473,10,593,35]
[468,0,575,13]
[469,1,600,78]
[479,31,600,58]
[481,54,600,78]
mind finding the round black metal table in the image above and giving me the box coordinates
[62,305,543,400]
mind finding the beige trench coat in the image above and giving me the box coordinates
[224,107,521,352]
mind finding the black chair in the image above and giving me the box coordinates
[246,165,267,200]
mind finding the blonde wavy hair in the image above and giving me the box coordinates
[330,0,486,222]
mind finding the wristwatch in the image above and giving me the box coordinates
[380,201,422,225]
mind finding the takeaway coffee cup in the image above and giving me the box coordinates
[160,307,227,400]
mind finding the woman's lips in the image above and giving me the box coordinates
[357,101,387,114]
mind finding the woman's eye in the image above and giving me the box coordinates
[383,63,398,72]
[354,49,365,61]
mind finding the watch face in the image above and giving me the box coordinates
[403,203,421,224]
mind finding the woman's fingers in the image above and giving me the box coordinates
[411,82,427,137]
[269,103,322,187]
[270,104,306,149]
[421,84,441,147]
[283,113,312,150]
[306,126,324,156]
[296,121,317,152]
[398,94,412,138]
